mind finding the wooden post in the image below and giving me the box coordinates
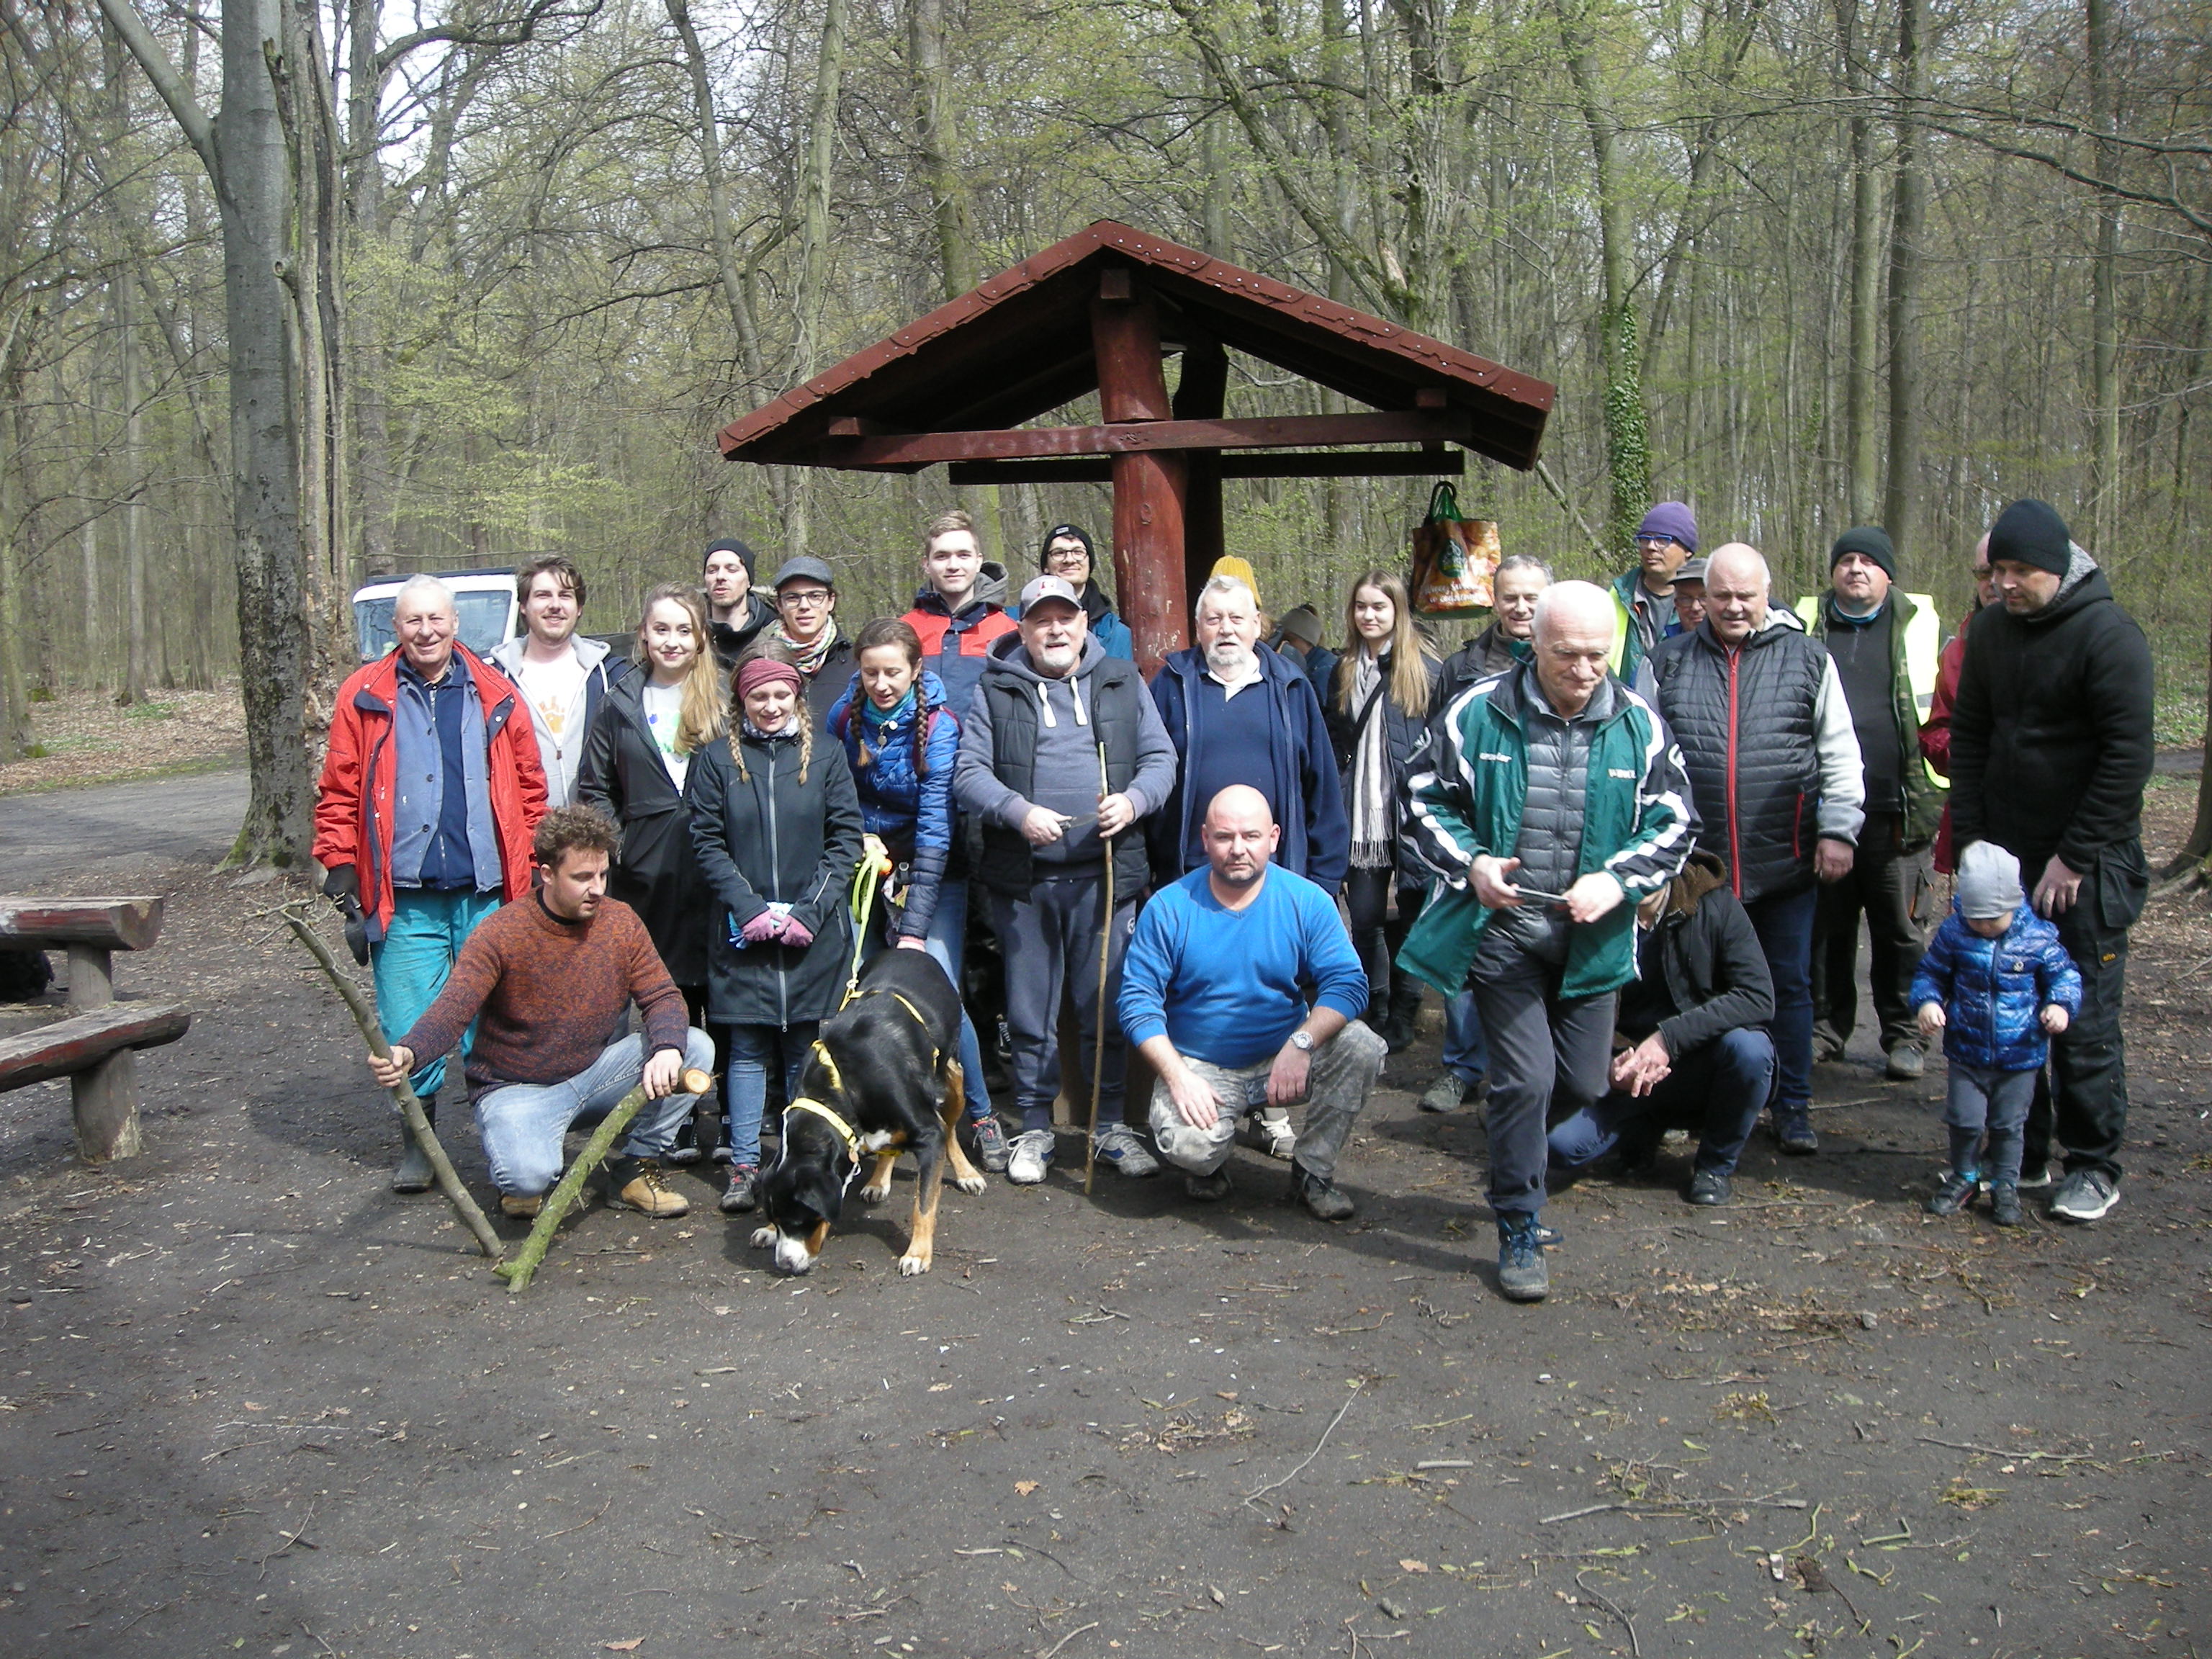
[66,942,140,1161]
[1091,266,1187,675]
[1172,334,1229,608]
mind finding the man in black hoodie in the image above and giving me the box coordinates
[1546,850,1776,1206]
[1949,499,2154,1224]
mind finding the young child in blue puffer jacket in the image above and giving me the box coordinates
[1910,841,2082,1226]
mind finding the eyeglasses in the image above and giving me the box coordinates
[1635,536,1676,549]
[1970,567,1992,580]
[779,588,832,608]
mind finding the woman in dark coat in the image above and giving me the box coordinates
[688,655,864,1213]
[1325,568,1442,1051]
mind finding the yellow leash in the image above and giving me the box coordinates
[842,850,887,1010]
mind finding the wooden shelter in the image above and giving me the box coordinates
[717,220,1555,670]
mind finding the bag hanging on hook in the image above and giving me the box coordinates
[1408,481,1500,616]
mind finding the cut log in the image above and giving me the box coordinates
[0,1002,192,1092]
[0,897,166,953]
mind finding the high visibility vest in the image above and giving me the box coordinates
[1794,592,1946,793]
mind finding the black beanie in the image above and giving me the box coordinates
[703,535,756,580]
[1830,526,1896,581]
[1987,499,2072,577]
[1039,523,1094,569]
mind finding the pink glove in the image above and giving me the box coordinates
[778,916,815,950]
[739,909,784,944]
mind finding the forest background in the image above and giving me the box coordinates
[2,0,2208,865]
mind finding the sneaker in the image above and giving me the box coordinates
[1256,1113,1298,1161]
[1006,1129,1055,1185]
[1990,1182,2023,1227]
[1418,1073,1470,1114]
[2048,1167,2120,1223]
[1496,1215,1550,1302]
[2017,1161,2056,1190]
[1092,1122,1161,1178]
[607,1158,688,1218]
[499,1192,543,1219]
[1684,1169,1730,1207]
[1184,1169,1233,1202]
[1884,1043,1925,1082]
[1925,1170,1978,1216]
[1773,1110,1820,1155]
[666,1101,715,1167]
[719,1164,759,1215]
[969,1115,1012,1174]
[1290,1164,1354,1221]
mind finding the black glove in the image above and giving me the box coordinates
[323,866,361,908]
[343,914,370,967]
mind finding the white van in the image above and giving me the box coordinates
[351,569,521,663]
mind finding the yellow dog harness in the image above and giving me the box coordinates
[778,990,940,1169]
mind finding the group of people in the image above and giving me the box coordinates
[313,490,2153,1305]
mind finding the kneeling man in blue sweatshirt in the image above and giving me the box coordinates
[1119,785,1385,1218]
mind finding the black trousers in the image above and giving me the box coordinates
[1344,866,1421,1013]
[1810,810,1931,1052]
[2020,850,2143,1180]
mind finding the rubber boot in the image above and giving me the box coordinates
[391,1094,436,1194]
[1382,971,1425,1053]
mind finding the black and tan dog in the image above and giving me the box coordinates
[750,948,986,1277]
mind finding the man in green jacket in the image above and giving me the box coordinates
[1401,581,1695,1303]
[1794,527,1946,1080]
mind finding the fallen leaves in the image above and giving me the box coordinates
[602,1640,644,1653]
[1015,1480,1040,1496]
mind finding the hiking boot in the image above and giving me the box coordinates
[1006,1129,1055,1186]
[1925,1170,1978,1216]
[1418,1073,1470,1115]
[1773,1110,1820,1155]
[1184,1169,1233,1202]
[1884,1043,1925,1082]
[1685,1169,1731,1207]
[606,1157,688,1218]
[2048,1167,2120,1223]
[720,1164,759,1215]
[391,1094,437,1193]
[1989,1182,2024,1227]
[499,1192,543,1220]
[1290,1164,1354,1221]
[969,1114,1012,1174]
[1255,1112,1298,1161]
[1092,1122,1161,1178]
[1496,1215,1550,1303]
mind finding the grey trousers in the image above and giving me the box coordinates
[989,874,1136,1133]
[1472,931,1617,1218]
[1148,1021,1386,1183]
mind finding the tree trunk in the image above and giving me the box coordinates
[2086,0,2121,552]
[785,0,849,556]
[120,271,148,706]
[1883,0,1925,558]
[1837,0,1881,526]
[907,0,976,302]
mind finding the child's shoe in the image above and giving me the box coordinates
[1989,1182,2023,1227]
[1926,1170,1979,1215]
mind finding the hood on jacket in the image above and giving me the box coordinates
[1644,847,1730,925]
[2021,543,2108,626]
[983,630,1110,727]
[490,632,613,676]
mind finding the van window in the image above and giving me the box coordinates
[354,590,513,662]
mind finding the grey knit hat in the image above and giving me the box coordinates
[1956,840,2024,922]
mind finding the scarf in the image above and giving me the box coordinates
[771,619,840,679]
[1347,649,1393,869]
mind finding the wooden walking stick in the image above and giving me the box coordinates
[280,904,505,1262]
[492,1061,713,1293]
[1084,745,1115,1196]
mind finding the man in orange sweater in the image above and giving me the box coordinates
[368,806,715,1219]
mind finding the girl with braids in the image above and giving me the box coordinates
[826,619,1007,1172]
[688,654,864,1214]
[1325,569,1443,1052]
[577,583,724,1158]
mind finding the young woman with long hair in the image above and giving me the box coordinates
[825,618,1006,1170]
[688,654,864,1215]
[1326,569,1442,1051]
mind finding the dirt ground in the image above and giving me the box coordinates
[2,783,2207,1659]
[0,683,243,796]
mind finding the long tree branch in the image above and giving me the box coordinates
[91,0,217,183]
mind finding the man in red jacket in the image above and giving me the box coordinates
[315,575,548,1193]
[902,509,1017,714]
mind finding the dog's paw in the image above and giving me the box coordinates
[897,1252,931,1276]
[955,1172,986,1195]
[748,1226,776,1250]
[858,1182,891,1205]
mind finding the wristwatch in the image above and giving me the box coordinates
[1288,1030,1316,1053]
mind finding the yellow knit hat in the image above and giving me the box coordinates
[1208,556,1261,608]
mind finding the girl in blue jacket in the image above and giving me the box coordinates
[827,618,1004,1172]
[1910,840,2082,1226]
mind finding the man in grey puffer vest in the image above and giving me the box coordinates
[1643,543,1863,1154]
[956,577,1179,1189]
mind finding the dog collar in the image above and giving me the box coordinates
[783,1096,862,1162]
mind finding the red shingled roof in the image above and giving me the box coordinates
[716,220,1554,471]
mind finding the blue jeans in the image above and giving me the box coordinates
[475,1030,715,1197]
[372,887,502,1100]
[1742,883,1817,1116]
[875,878,992,1123]
[727,1022,818,1169]
[1547,1028,1776,1178]
[1443,991,1488,1084]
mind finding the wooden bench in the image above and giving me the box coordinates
[0,896,193,1161]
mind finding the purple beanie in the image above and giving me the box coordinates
[1637,502,1699,552]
